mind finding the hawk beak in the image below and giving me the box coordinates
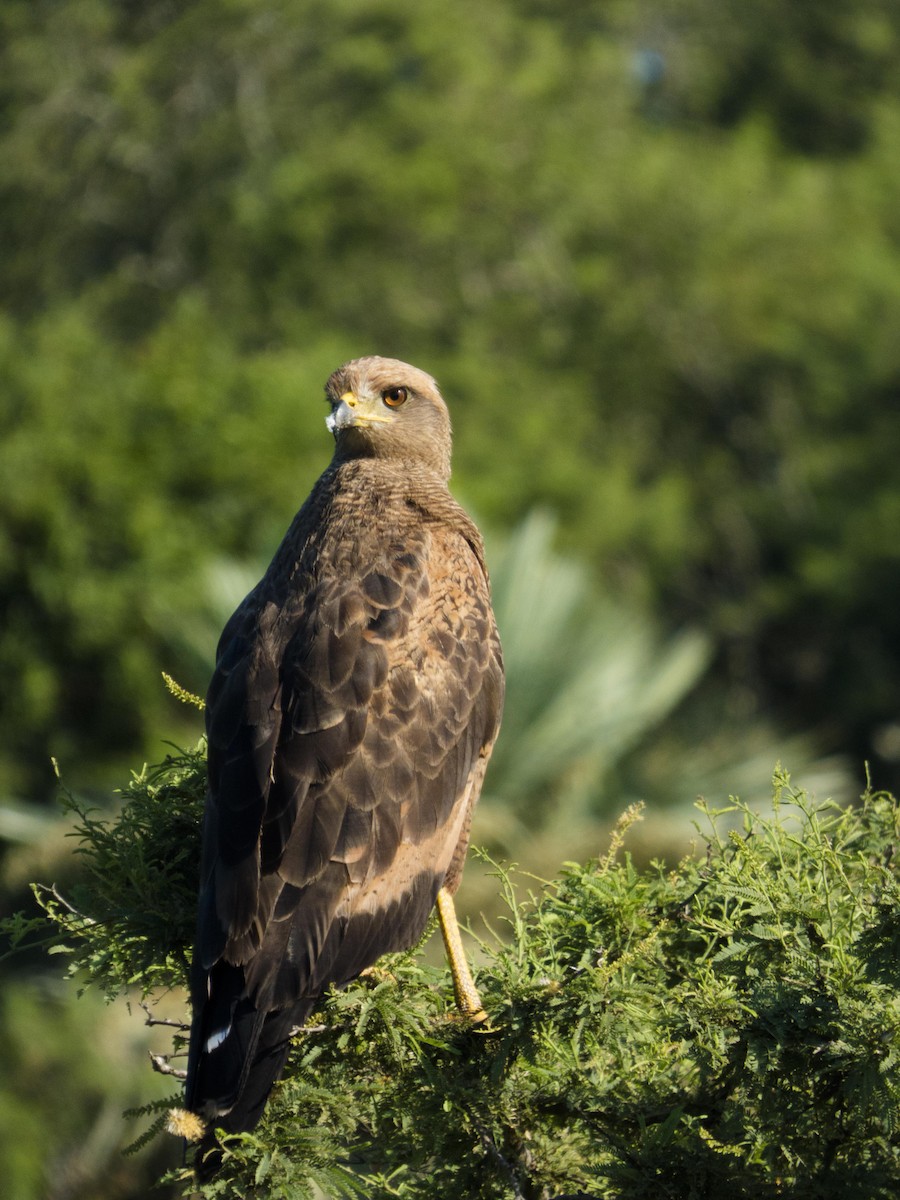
[326,390,391,434]
[326,393,357,433]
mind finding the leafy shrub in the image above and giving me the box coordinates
[8,758,899,1198]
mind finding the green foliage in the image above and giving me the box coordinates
[470,511,854,895]
[198,777,900,1199]
[626,0,900,155]
[0,298,337,798]
[0,978,180,1200]
[485,512,712,822]
[3,0,900,801]
[9,760,900,1198]
[21,746,206,999]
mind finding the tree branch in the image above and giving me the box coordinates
[149,1052,187,1080]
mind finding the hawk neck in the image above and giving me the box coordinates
[282,458,488,580]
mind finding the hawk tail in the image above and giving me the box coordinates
[186,966,314,1144]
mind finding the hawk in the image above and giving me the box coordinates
[184,356,504,1141]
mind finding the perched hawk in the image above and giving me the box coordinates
[184,356,504,1140]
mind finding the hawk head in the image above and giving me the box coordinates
[325,356,452,480]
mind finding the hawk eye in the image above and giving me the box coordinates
[382,386,408,408]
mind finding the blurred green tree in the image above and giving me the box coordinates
[0,977,181,1200]
[1,0,899,794]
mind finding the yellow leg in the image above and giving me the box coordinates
[436,887,487,1022]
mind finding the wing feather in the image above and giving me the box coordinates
[187,463,504,1134]
[278,790,347,886]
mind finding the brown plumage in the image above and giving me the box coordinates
[185,356,504,1141]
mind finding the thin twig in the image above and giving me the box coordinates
[140,1000,190,1031]
[37,882,94,923]
[149,1052,187,1080]
[465,1108,527,1200]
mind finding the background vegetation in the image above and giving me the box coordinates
[11,767,900,1198]
[2,1,900,1196]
